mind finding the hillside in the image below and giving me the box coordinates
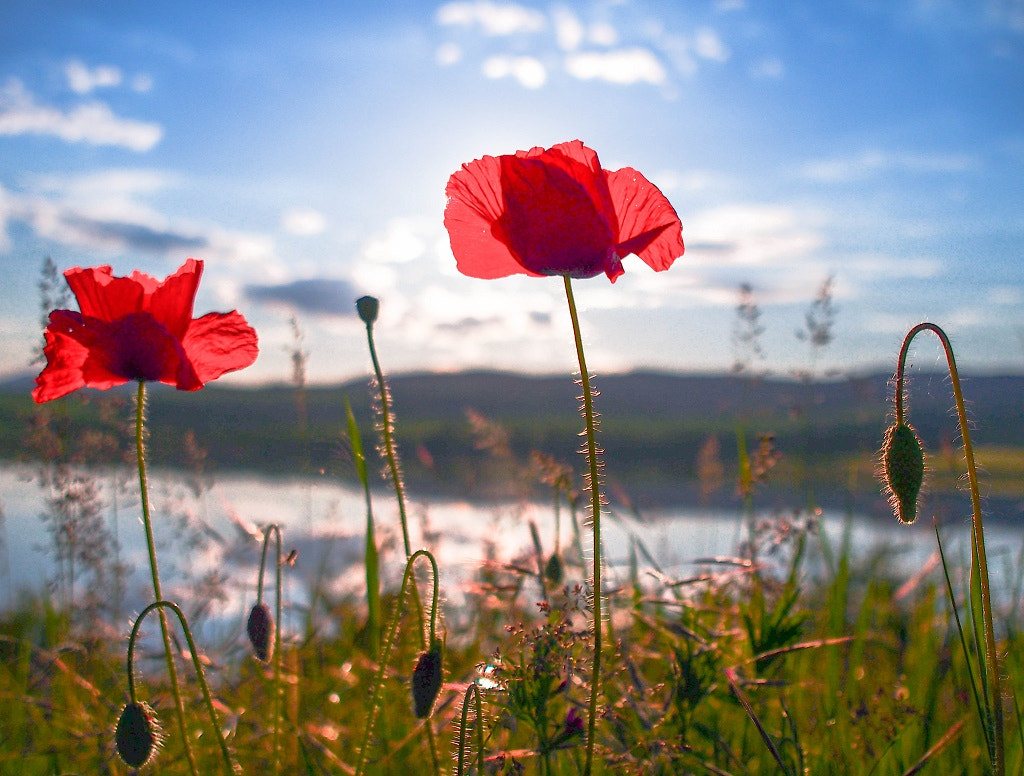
[2,370,1022,516]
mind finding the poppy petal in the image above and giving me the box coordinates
[32,326,93,402]
[606,167,684,272]
[147,259,201,340]
[444,154,542,279]
[520,140,617,228]
[65,266,146,322]
[78,313,193,386]
[497,153,616,278]
[181,311,259,384]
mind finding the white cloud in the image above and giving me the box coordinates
[987,285,1023,305]
[362,216,431,264]
[131,73,155,93]
[482,55,547,88]
[802,149,978,182]
[0,78,161,151]
[588,21,619,46]
[687,203,825,266]
[694,28,730,62]
[750,57,785,79]
[281,207,327,236]
[436,42,463,65]
[552,5,584,51]
[66,61,122,93]
[565,47,666,85]
[436,0,546,36]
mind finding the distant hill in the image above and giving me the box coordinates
[2,370,1022,516]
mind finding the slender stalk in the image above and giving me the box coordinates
[256,524,284,776]
[896,322,1003,774]
[362,317,412,558]
[455,683,484,776]
[127,600,240,774]
[563,275,603,776]
[354,549,440,776]
[135,381,199,776]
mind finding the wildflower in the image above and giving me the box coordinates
[33,259,258,403]
[411,640,444,718]
[882,421,925,524]
[247,601,276,662]
[444,139,684,282]
[115,701,162,768]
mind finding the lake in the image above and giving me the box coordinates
[1,463,1018,628]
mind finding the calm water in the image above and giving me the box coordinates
[0,464,1017,622]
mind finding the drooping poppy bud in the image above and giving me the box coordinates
[356,296,379,325]
[882,422,925,524]
[115,701,162,769]
[246,602,275,662]
[411,640,444,719]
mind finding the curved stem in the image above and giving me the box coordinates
[364,320,412,558]
[896,322,1003,774]
[563,276,603,776]
[456,683,484,776]
[256,524,284,776]
[135,381,199,776]
[355,549,440,776]
[128,600,240,774]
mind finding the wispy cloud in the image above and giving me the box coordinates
[245,278,360,316]
[436,0,546,36]
[565,48,667,85]
[801,148,978,182]
[281,207,327,236]
[66,60,122,93]
[483,54,547,88]
[0,78,162,151]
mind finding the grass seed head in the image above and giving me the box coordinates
[544,552,564,585]
[247,602,276,662]
[882,421,925,524]
[115,701,161,769]
[411,640,444,719]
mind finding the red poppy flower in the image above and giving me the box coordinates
[33,259,259,403]
[444,139,684,283]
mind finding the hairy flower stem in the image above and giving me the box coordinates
[127,600,240,774]
[256,524,284,776]
[135,382,199,776]
[563,276,603,776]
[455,683,484,776]
[362,319,412,558]
[354,549,441,776]
[896,322,1003,774]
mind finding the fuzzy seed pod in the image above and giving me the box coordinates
[115,701,161,769]
[356,296,379,325]
[247,602,276,662]
[882,421,925,524]
[411,641,444,719]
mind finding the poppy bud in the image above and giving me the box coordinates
[356,296,379,325]
[247,602,275,662]
[882,422,925,524]
[544,553,564,585]
[115,701,161,769]
[411,640,444,719]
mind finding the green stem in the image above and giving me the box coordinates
[455,683,484,776]
[363,320,412,558]
[256,524,284,776]
[354,549,440,776]
[563,275,603,776]
[896,322,1003,775]
[127,600,241,775]
[135,381,199,776]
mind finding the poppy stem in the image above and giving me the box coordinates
[256,523,284,776]
[563,275,603,776]
[135,381,200,776]
[896,323,1003,774]
[127,600,241,775]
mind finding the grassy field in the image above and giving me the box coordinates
[1,367,1022,775]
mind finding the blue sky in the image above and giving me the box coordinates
[1,0,1022,385]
